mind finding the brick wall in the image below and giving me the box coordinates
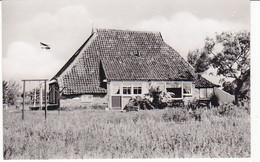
[60,94,108,109]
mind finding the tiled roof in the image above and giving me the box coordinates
[52,29,195,95]
[195,74,220,88]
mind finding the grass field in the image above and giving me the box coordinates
[3,106,250,159]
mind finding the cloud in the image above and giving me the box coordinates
[3,5,250,82]
[4,5,93,61]
[134,12,249,59]
[3,41,63,82]
[3,5,95,81]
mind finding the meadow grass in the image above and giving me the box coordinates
[3,106,250,159]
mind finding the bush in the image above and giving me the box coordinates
[91,104,107,110]
[210,93,219,107]
[162,109,189,122]
[124,87,168,111]
[59,105,89,111]
[124,96,155,111]
[214,103,249,117]
[186,99,199,111]
[162,108,202,122]
[238,99,250,114]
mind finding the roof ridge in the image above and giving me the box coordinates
[94,28,161,35]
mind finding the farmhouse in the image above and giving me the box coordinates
[49,29,219,109]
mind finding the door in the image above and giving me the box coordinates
[112,96,121,109]
[49,83,59,104]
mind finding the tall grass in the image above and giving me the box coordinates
[3,106,250,159]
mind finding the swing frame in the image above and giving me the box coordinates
[21,79,48,120]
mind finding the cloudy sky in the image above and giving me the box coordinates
[2,0,250,82]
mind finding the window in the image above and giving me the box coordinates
[133,87,142,94]
[81,95,93,103]
[207,88,213,96]
[166,82,182,98]
[199,88,207,98]
[136,51,141,57]
[199,88,213,99]
[123,87,131,94]
[115,89,120,94]
[183,82,192,95]
[166,82,181,88]
[166,88,182,98]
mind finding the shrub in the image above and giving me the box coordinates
[91,104,107,110]
[146,86,168,109]
[214,103,249,118]
[162,108,202,122]
[124,87,168,111]
[124,96,154,111]
[215,103,233,116]
[210,93,219,107]
[238,99,250,114]
[162,109,189,122]
[59,105,89,111]
[186,99,199,111]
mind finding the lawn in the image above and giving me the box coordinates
[3,106,250,159]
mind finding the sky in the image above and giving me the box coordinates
[2,0,250,83]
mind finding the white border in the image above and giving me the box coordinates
[1,1,259,162]
[251,1,260,162]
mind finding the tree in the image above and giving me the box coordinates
[3,81,8,104]
[187,49,211,73]
[222,81,235,95]
[187,31,250,104]
[2,80,21,105]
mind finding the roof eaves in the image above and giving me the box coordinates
[195,75,220,88]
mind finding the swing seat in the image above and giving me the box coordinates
[29,106,41,110]
[43,104,59,110]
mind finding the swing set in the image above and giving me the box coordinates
[21,79,48,120]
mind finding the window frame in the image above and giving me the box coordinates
[123,87,132,95]
[183,82,192,96]
[199,88,214,99]
[165,81,183,99]
[133,86,142,95]
[81,95,93,103]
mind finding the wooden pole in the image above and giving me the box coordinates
[22,81,25,120]
[45,80,47,120]
[33,87,36,107]
[40,83,43,110]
